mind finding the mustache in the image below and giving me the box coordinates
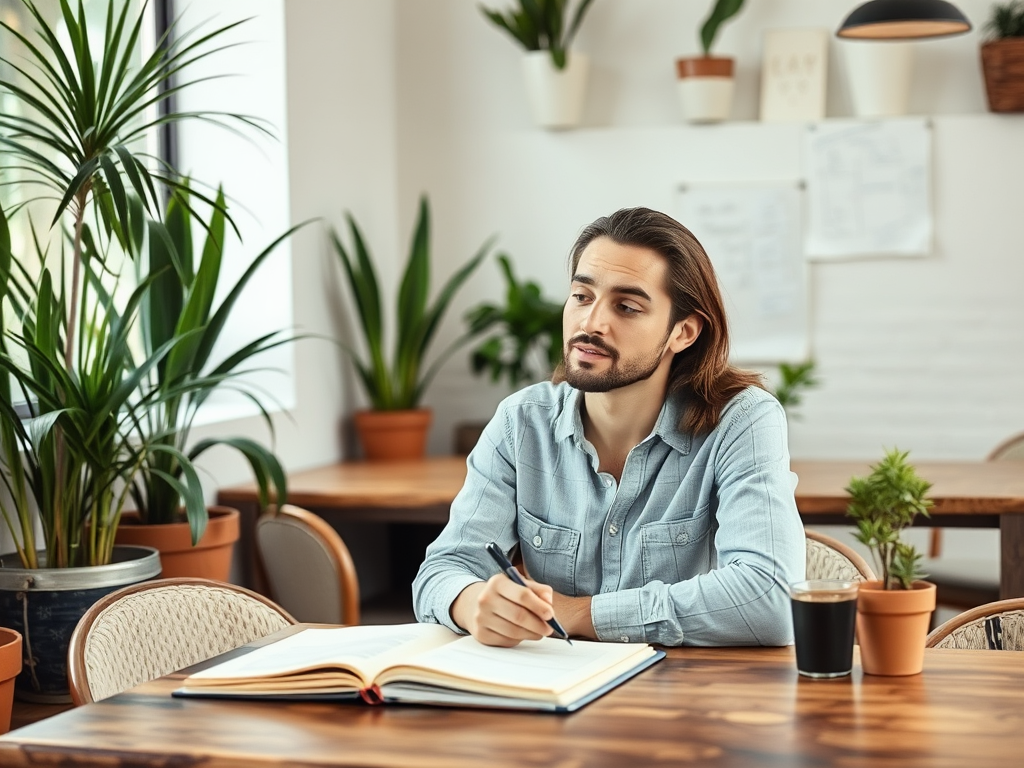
[567,334,617,359]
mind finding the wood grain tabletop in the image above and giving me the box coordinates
[1,626,1021,768]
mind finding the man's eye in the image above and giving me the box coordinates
[571,293,591,303]
[619,304,641,315]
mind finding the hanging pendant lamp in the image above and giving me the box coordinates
[837,0,972,40]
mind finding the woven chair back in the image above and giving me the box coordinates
[805,529,876,583]
[68,577,296,705]
[927,598,1024,650]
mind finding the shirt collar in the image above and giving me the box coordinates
[554,385,692,456]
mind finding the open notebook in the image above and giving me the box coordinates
[173,623,664,713]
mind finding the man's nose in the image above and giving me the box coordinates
[580,300,609,335]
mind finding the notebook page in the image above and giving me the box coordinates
[383,635,652,694]
[187,623,455,684]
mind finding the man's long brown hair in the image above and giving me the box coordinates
[559,207,765,436]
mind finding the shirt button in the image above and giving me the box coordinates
[608,524,618,536]
[620,635,630,643]
[603,476,612,487]
[675,532,689,545]
[532,535,543,547]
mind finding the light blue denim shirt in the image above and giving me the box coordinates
[412,381,805,646]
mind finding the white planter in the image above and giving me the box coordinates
[675,56,735,124]
[676,77,735,123]
[521,50,589,130]
[842,41,914,118]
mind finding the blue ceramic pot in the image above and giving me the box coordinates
[0,545,161,703]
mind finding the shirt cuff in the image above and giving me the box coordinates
[590,589,646,643]
[420,573,483,635]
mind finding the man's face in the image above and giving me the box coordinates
[562,237,689,393]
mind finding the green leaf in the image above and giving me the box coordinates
[700,0,744,56]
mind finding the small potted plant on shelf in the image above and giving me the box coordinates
[981,0,1024,112]
[455,254,564,453]
[675,0,745,122]
[330,195,494,461]
[479,0,598,129]
[845,447,937,676]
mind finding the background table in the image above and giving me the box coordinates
[218,458,1024,598]
[2,625,1022,767]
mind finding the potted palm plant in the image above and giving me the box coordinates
[455,254,563,454]
[480,0,598,129]
[845,448,937,676]
[675,0,744,122]
[113,185,303,580]
[330,195,493,461]
[0,0,263,701]
[981,0,1024,112]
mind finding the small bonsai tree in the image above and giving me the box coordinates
[845,448,934,590]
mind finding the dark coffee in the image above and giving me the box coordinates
[790,586,857,678]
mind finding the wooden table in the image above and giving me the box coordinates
[2,624,1022,767]
[218,458,1024,598]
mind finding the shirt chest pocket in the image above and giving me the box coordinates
[517,507,580,596]
[640,508,713,585]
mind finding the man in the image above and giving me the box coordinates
[413,207,805,647]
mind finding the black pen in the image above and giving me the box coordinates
[485,541,572,645]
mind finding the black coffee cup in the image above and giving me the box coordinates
[789,580,858,679]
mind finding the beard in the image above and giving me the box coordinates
[562,330,671,393]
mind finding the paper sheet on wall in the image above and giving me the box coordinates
[804,118,932,259]
[675,183,808,363]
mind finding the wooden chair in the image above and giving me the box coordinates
[805,529,876,582]
[926,598,1024,650]
[925,432,1024,610]
[256,504,361,626]
[67,577,296,705]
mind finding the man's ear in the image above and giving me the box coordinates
[668,314,704,354]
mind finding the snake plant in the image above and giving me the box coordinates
[331,196,494,411]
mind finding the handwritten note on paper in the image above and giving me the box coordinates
[675,184,808,363]
[804,118,932,259]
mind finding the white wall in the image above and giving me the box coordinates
[190,1,1019,577]
[190,0,400,489]
[386,0,1024,465]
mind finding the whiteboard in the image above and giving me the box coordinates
[804,118,932,259]
[675,183,808,363]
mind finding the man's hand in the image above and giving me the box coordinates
[451,574,557,647]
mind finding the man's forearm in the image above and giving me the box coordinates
[552,592,595,640]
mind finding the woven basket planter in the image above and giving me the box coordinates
[981,38,1024,113]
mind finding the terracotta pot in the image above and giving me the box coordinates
[674,56,735,123]
[981,38,1024,113]
[354,408,432,462]
[856,580,937,676]
[0,627,22,734]
[114,506,240,581]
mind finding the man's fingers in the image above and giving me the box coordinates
[472,574,554,643]
[490,574,554,620]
